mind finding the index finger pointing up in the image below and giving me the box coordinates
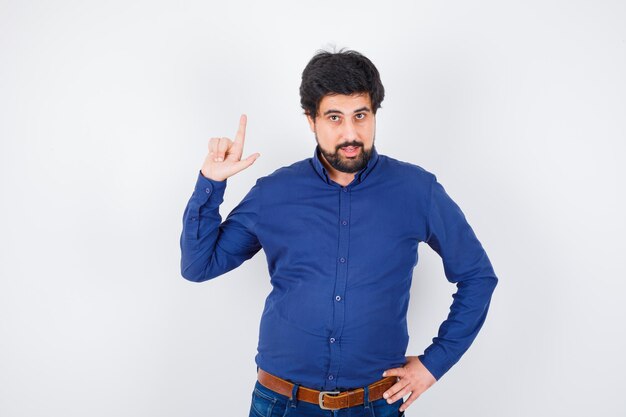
[235,113,247,145]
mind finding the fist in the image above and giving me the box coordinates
[201,114,261,181]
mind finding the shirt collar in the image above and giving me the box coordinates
[311,144,380,185]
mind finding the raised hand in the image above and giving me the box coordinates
[200,114,261,181]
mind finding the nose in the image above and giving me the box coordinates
[340,118,358,141]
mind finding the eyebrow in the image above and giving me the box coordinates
[323,106,371,116]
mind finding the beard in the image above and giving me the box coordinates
[316,134,375,174]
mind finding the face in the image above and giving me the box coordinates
[306,92,376,174]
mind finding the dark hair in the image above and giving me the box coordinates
[299,47,385,119]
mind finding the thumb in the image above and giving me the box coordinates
[232,152,261,173]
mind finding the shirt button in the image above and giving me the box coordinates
[330,337,335,343]
[191,217,197,221]
[341,220,347,226]
[335,295,341,302]
[205,188,211,194]
[328,375,334,380]
[343,188,348,192]
[339,257,345,263]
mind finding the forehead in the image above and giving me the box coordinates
[318,92,372,112]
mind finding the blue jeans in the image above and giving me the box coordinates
[248,379,406,417]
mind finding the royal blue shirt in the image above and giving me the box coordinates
[180,144,498,390]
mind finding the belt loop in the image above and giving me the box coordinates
[289,383,300,408]
[363,385,370,409]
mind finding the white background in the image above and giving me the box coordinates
[1,1,625,416]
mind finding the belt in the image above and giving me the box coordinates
[257,368,397,411]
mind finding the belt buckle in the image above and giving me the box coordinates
[318,390,341,410]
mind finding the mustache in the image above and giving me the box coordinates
[337,143,363,151]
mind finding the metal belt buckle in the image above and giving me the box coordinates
[318,390,341,410]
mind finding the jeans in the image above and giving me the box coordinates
[248,379,406,417]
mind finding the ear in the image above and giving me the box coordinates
[306,113,316,133]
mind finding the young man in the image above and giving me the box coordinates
[180,49,498,416]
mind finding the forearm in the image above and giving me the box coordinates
[418,269,498,380]
[180,171,229,282]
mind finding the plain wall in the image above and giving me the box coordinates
[1,1,624,416]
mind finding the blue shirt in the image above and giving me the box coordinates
[180,144,498,390]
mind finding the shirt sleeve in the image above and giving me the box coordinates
[418,175,499,380]
[179,169,263,282]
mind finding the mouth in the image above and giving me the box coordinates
[340,145,360,157]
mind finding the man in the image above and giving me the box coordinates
[180,49,498,416]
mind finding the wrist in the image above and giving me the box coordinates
[200,170,226,182]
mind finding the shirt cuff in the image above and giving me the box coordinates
[194,169,227,206]
[418,351,448,381]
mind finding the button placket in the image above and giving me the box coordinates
[325,186,351,390]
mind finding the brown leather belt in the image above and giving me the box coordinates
[257,368,397,410]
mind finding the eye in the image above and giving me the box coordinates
[329,115,340,122]
[355,113,366,120]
